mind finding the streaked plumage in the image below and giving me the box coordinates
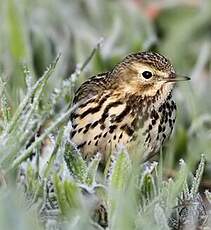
[70,51,189,163]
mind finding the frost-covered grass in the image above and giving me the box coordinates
[0,0,211,229]
[0,48,210,230]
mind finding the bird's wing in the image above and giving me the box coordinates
[72,72,111,104]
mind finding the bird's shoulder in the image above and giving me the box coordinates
[73,72,111,104]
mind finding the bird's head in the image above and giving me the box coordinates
[113,51,190,97]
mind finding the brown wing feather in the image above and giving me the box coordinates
[73,72,111,104]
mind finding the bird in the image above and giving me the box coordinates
[69,51,190,164]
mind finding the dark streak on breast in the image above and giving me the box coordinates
[91,120,99,129]
[120,124,134,136]
[113,105,131,123]
[77,141,86,149]
[109,125,117,134]
[100,101,123,123]
[83,123,92,133]
[70,130,76,138]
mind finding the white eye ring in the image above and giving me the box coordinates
[142,71,153,79]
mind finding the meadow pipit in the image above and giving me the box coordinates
[70,51,190,163]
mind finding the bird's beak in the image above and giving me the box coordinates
[166,75,191,82]
[161,73,191,83]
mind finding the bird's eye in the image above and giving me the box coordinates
[142,71,153,79]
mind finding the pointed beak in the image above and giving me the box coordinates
[162,73,191,83]
[166,75,190,82]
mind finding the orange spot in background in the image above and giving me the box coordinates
[146,4,161,20]
[132,0,161,21]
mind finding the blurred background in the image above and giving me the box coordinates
[0,0,211,217]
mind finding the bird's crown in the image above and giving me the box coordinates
[122,51,174,72]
